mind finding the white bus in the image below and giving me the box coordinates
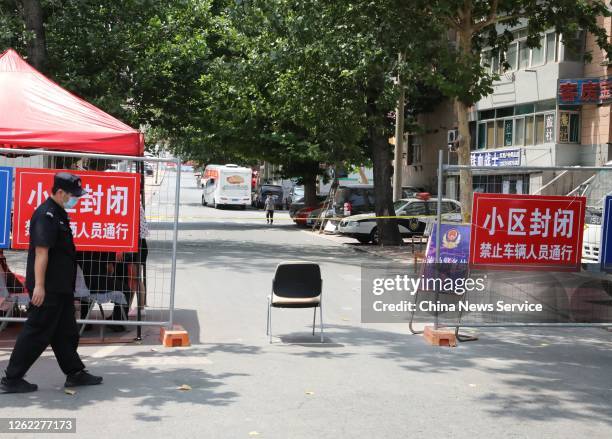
[201,164,252,209]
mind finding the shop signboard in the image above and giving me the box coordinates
[558,77,612,105]
[470,149,521,167]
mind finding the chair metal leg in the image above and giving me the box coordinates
[98,303,106,320]
[267,297,272,343]
[98,303,106,340]
[312,307,316,335]
[266,297,270,335]
[0,302,15,333]
[79,301,95,336]
[319,302,324,343]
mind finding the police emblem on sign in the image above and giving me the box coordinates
[442,228,461,250]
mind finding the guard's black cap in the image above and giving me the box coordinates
[54,172,87,197]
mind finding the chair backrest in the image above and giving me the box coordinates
[273,262,321,299]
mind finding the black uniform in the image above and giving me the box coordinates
[5,197,85,380]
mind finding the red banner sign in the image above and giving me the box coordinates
[470,193,586,270]
[13,169,140,252]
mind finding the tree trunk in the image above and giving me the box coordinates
[303,174,318,207]
[455,25,474,223]
[365,75,401,246]
[19,0,47,72]
[372,131,402,246]
[454,98,473,222]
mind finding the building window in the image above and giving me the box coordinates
[558,112,581,143]
[477,123,486,149]
[407,136,422,165]
[486,30,559,74]
[506,42,518,71]
[486,121,495,148]
[477,103,558,148]
[532,35,546,66]
[562,31,585,62]
[469,121,477,150]
[535,114,545,144]
[514,118,525,146]
[519,40,530,69]
[546,32,558,62]
[413,144,422,164]
[525,115,535,145]
[496,120,505,147]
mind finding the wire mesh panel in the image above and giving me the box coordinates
[0,148,180,334]
[424,161,612,327]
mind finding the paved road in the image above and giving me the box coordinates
[1,170,612,439]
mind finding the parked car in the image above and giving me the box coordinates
[401,186,426,198]
[252,184,284,209]
[306,207,335,228]
[336,197,461,244]
[289,194,329,218]
[331,184,375,217]
[582,206,602,263]
[293,203,325,227]
[286,185,305,208]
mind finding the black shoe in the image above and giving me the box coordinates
[64,370,103,387]
[1,377,38,393]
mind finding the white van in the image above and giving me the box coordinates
[201,164,252,209]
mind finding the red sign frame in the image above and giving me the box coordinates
[470,193,586,271]
[13,169,141,252]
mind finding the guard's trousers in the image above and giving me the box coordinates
[5,293,84,379]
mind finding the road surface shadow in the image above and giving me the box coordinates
[0,346,247,416]
[280,323,612,426]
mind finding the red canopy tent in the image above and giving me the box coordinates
[0,48,143,156]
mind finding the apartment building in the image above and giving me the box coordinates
[403,17,612,199]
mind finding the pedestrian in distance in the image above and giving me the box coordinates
[265,194,275,224]
[1,173,103,394]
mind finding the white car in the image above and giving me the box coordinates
[337,198,461,244]
[582,208,602,263]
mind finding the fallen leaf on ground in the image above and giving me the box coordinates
[177,384,192,391]
[468,384,477,388]
[64,389,76,395]
[305,391,315,395]
[248,432,260,436]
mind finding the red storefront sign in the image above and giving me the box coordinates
[13,169,140,252]
[470,193,586,270]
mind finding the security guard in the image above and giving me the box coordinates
[1,172,103,393]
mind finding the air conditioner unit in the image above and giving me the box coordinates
[447,129,459,144]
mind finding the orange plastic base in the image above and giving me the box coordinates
[160,324,191,347]
[423,325,457,347]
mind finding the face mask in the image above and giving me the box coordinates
[64,196,79,209]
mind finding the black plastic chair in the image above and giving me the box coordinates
[266,261,323,343]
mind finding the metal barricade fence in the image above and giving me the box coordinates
[0,147,180,334]
[429,149,612,328]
